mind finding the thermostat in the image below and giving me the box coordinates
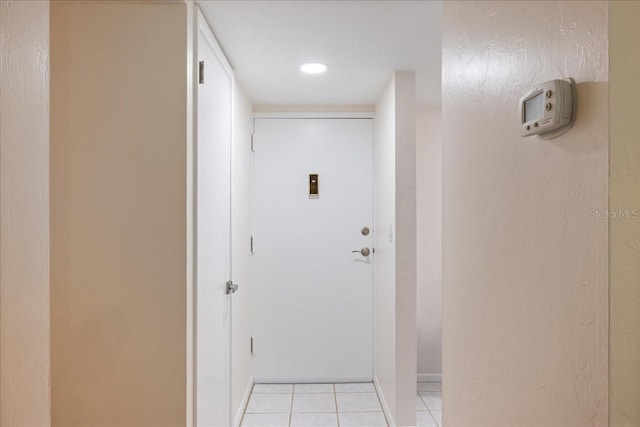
[519,78,576,139]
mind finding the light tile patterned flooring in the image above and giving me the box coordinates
[241,382,442,427]
[416,382,442,427]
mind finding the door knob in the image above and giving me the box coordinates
[226,280,239,294]
[352,247,371,257]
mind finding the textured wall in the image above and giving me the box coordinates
[610,1,640,425]
[374,72,417,427]
[442,1,609,425]
[50,2,187,425]
[0,1,51,425]
[416,107,442,378]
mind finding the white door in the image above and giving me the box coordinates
[196,15,233,427]
[253,118,374,382]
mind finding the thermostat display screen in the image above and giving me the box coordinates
[524,92,544,123]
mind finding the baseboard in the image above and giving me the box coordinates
[234,376,253,427]
[417,373,442,382]
[373,375,396,427]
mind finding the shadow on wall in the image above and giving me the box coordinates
[553,82,608,154]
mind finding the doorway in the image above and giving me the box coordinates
[252,117,374,383]
[195,10,234,427]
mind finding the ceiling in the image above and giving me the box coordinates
[197,0,442,107]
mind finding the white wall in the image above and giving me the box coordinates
[416,107,442,379]
[0,1,51,425]
[374,72,417,427]
[442,1,608,425]
[50,2,188,424]
[374,75,397,422]
[610,1,640,424]
[231,81,254,425]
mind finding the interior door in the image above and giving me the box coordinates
[196,16,232,427]
[253,118,374,382]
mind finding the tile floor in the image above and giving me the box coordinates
[241,382,442,427]
[416,382,442,427]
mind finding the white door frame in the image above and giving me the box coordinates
[250,111,376,383]
[188,5,236,427]
[253,111,374,119]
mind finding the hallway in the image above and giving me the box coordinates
[3,1,638,426]
[241,382,442,427]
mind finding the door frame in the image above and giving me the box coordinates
[253,111,374,119]
[188,5,236,427]
[250,111,376,383]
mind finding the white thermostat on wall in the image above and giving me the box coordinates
[519,78,576,139]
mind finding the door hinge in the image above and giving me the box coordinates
[250,336,254,355]
[250,236,254,254]
[199,61,205,84]
[251,134,255,152]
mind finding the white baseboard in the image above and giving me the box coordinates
[234,376,253,427]
[373,375,396,427]
[417,373,442,382]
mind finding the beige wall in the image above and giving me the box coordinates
[186,3,195,424]
[393,72,417,427]
[416,107,442,378]
[0,1,51,425]
[50,2,187,425]
[231,82,254,426]
[374,72,417,427]
[610,2,640,425]
[442,1,609,425]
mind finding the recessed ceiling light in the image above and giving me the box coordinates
[300,62,328,74]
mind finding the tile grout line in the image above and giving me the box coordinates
[428,409,438,427]
[238,383,253,427]
[333,383,340,427]
[371,381,390,427]
[428,409,440,427]
[418,382,443,427]
[288,384,294,427]
[244,382,398,426]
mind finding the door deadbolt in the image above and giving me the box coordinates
[361,227,370,236]
[352,247,371,257]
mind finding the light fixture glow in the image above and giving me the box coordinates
[300,62,328,74]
